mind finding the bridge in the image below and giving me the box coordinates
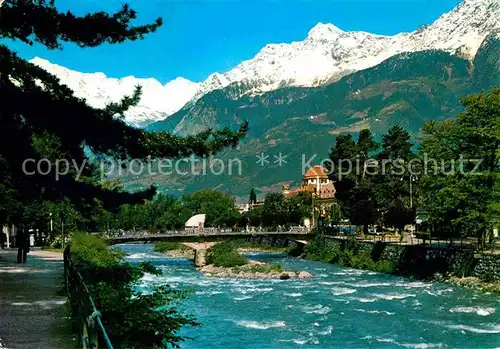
[105,229,315,267]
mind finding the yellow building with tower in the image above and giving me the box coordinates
[282,165,335,228]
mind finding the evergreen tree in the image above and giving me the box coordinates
[249,188,257,204]
[0,1,247,226]
[328,130,379,233]
[374,126,417,232]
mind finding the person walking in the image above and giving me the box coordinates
[16,229,30,263]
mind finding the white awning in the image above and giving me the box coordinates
[185,214,206,228]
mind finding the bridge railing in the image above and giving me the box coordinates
[104,227,312,239]
[64,247,114,349]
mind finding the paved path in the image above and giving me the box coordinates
[0,248,74,349]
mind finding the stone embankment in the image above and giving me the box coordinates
[308,236,500,294]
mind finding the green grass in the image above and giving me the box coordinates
[41,246,64,253]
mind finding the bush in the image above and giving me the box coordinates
[227,238,294,253]
[244,263,284,274]
[305,237,398,275]
[375,260,397,274]
[70,233,123,268]
[305,239,340,262]
[69,233,199,348]
[207,242,248,267]
[154,242,189,253]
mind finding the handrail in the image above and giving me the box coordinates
[105,228,313,240]
[64,247,114,349]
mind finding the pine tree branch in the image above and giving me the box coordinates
[0,1,162,49]
[3,46,248,161]
[104,85,143,118]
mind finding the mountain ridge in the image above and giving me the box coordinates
[188,0,499,103]
[29,0,499,127]
[29,57,200,127]
[141,36,498,197]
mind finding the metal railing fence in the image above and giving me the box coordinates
[63,247,114,349]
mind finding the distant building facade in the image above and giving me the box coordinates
[283,165,336,228]
[282,165,335,199]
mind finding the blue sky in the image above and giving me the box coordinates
[9,0,462,83]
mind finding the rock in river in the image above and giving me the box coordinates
[298,271,313,279]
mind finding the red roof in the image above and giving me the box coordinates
[304,165,329,179]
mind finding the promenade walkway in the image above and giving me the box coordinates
[0,248,74,349]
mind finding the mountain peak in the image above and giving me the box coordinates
[165,77,199,87]
[307,22,344,40]
[30,56,50,65]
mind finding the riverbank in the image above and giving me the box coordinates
[302,237,500,296]
[199,260,313,279]
[434,274,500,296]
[159,247,283,259]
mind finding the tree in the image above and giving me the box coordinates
[357,129,379,160]
[328,130,380,233]
[420,87,500,245]
[247,205,264,227]
[0,0,247,229]
[182,190,240,227]
[0,156,20,225]
[374,126,417,232]
[1,2,248,347]
[286,191,312,225]
[249,188,257,204]
[156,196,186,230]
[379,126,413,161]
[262,192,287,228]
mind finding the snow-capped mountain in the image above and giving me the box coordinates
[30,0,498,127]
[191,0,499,100]
[29,57,200,127]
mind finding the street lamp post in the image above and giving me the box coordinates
[409,175,417,210]
[401,175,418,244]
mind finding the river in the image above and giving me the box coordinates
[119,244,500,349]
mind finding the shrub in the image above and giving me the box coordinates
[305,238,340,262]
[227,238,294,253]
[70,233,123,268]
[207,242,248,267]
[245,263,284,274]
[305,237,398,275]
[375,260,397,274]
[69,233,199,348]
[154,242,189,253]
